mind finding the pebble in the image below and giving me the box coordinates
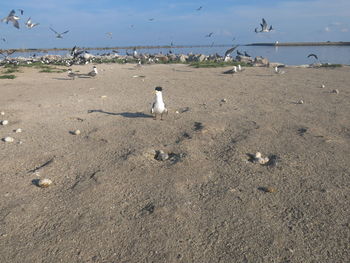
[258,187,276,193]
[321,84,325,88]
[297,99,304,104]
[38,178,53,188]
[221,98,227,103]
[332,89,339,94]
[1,120,9,125]
[155,150,169,161]
[0,111,4,116]
[3,137,14,143]
[15,128,22,133]
[175,111,179,114]
[253,152,269,165]
[73,129,81,135]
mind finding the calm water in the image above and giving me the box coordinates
[9,45,350,66]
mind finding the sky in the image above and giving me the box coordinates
[0,0,349,49]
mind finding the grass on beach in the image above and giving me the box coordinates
[320,63,342,68]
[0,74,16,79]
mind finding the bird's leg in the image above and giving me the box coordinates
[153,114,157,120]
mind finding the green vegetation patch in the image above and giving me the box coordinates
[320,63,343,68]
[0,74,16,79]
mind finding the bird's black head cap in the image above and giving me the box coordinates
[155,86,163,91]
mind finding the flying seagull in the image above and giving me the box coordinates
[106,32,112,38]
[256,18,273,33]
[2,10,20,29]
[307,53,318,60]
[25,17,39,28]
[148,18,154,21]
[151,87,168,120]
[224,45,239,58]
[196,6,203,11]
[50,27,69,38]
[205,32,214,37]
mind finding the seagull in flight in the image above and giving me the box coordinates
[50,27,69,38]
[148,18,154,21]
[106,32,113,38]
[256,18,273,33]
[2,10,20,29]
[205,32,214,37]
[307,53,318,60]
[224,45,239,58]
[25,17,39,28]
[196,6,203,11]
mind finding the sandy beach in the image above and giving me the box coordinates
[0,63,349,262]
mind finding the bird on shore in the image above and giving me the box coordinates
[236,50,244,56]
[25,17,39,28]
[67,69,76,80]
[223,66,238,74]
[224,45,239,58]
[256,18,273,33]
[307,53,318,60]
[274,66,285,74]
[87,66,98,77]
[205,32,214,37]
[151,87,168,120]
[244,51,251,57]
[50,27,69,38]
[2,10,20,29]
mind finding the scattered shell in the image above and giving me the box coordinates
[255,152,262,159]
[1,120,9,125]
[321,84,325,88]
[73,129,81,135]
[0,111,4,116]
[38,178,52,188]
[221,98,227,103]
[175,110,179,114]
[332,89,339,94]
[15,128,22,133]
[297,99,304,104]
[100,95,107,99]
[252,152,270,165]
[3,137,14,143]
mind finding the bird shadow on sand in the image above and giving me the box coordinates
[52,77,72,81]
[88,109,153,118]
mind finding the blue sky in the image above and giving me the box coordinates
[0,0,349,49]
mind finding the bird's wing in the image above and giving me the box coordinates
[50,27,58,34]
[224,45,239,57]
[262,18,267,27]
[9,10,16,17]
[61,30,69,35]
[151,102,155,114]
[26,17,31,24]
[13,20,20,29]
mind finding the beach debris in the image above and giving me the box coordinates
[1,120,9,125]
[252,152,269,165]
[37,178,53,188]
[332,89,339,94]
[72,129,81,135]
[155,150,169,161]
[14,128,22,133]
[321,84,325,88]
[258,186,276,193]
[28,157,55,174]
[0,111,4,116]
[132,75,146,78]
[297,99,304,104]
[100,95,107,99]
[221,98,227,103]
[2,136,14,143]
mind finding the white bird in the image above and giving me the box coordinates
[2,10,20,29]
[151,87,168,120]
[223,66,238,74]
[87,66,98,77]
[67,69,76,80]
[50,27,69,38]
[25,17,39,28]
[256,18,273,33]
[274,66,285,74]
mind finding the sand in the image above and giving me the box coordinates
[0,63,349,262]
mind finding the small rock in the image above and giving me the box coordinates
[100,95,107,99]
[332,89,339,94]
[38,178,53,188]
[252,152,270,165]
[0,111,4,116]
[15,128,22,133]
[297,99,304,104]
[221,98,227,103]
[73,129,81,135]
[1,120,9,125]
[321,84,325,88]
[258,187,276,193]
[155,150,169,161]
[175,111,179,114]
[3,137,14,143]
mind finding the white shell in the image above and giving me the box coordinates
[73,129,81,135]
[255,152,262,158]
[0,111,4,115]
[100,95,107,99]
[15,128,22,133]
[38,178,52,188]
[332,89,339,94]
[321,84,325,88]
[1,120,9,125]
[3,137,14,142]
[297,100,304,104]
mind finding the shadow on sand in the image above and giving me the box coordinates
[88,109,153,118]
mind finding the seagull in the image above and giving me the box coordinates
[256,18,273,33]
[236,50,244,56]
[274,66,285,74]
[67,69,76,80]
[223,66,238,74]
[50,27,69,38]
[244,51,251,57]
[87,66,98,77]
[2,10,20,29]
[25,17,39,28]
[224,45,239,58]
[196,6,203,11]
[205,32,214,37]
[148,18,154,21]
[106,32,112,38]
[237,64,244,72]
[151,87,168,120]
[70,46,86,59]
[307,53,318,60]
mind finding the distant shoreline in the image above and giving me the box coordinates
[246,41,350,46]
